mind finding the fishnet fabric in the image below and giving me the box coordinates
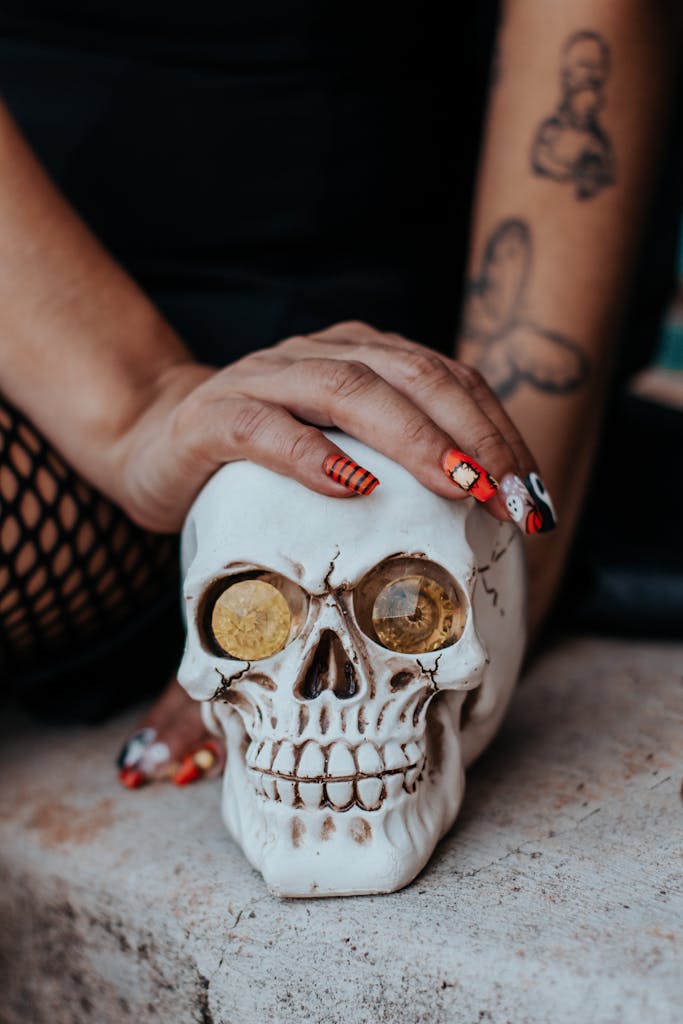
[0,396,178,680]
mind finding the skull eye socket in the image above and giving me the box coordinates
[354,557,467,654]
[202,571,308,661]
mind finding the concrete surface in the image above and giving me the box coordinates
[0,635,681,1024]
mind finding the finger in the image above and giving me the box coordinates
[394,349,557,533]
[310,330,535,474]
[177,393,381,499]
[280,320,381,352]
[116,678,226,787]
[236,357,501,508]
[304,335,557,533]
[171,738,224,786]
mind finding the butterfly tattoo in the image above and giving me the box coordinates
[459,219,588,400]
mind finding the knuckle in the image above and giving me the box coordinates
[453,362,490,397]
[335,319,369,335]
[275,333,309,352]
[402,412,439,449]
[399,351,451,389]
[229,401,277,448]
[323,359,377,400]
[279,428,322,466]
[470,426,509,463]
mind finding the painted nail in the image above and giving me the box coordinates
[500,472,557,534]
[324,454,380,495]
[441,449,499,502]
[136,741,176,781]
[172,742,221,787]
[118,767,147,789]
[116,727,156,771]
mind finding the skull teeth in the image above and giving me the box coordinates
[384,774,405,800]
[276,779,297,807]
[298,740,325,777]
[297,780,324,806]
[357,776,383,811]
[246,738,423,781]
[325,780,354,810]
[382,740,411,772]
[246,737,425,811]
[272,740,295,776]
[248,770,422,811]
[327,742,356,777]
[355,741,383,775]
[254,741,273,771]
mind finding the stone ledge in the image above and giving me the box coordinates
[1,635,682,1024]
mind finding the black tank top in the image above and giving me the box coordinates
[0,2,497,362]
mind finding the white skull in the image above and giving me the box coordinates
[178,433,526,897]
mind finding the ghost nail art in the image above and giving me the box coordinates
[500,473,557,534]
[117,728,177,788]
[525,473,556,531]
[116,727,157,771]
[136,741,175,780]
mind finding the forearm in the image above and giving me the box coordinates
[0,101,199,504]
[456,0,681,631]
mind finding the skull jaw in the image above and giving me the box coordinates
[216,700,465,898]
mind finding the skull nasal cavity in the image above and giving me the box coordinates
[297,629,358,701]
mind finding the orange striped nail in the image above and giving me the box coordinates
[323,454,380,495]
[441,449,499,502]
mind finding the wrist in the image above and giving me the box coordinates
[108,357,217,529]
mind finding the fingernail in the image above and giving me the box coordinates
[441,449,499,502]
[118,767,147,789]
[500,472,557,534]
[172,742,221,787]
[324,454,380,495]
[136,741,175,781]
[116,727,157,771]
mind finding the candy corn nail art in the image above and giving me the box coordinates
[500,472,557,534]
[324,455,380,495]
[173,742,221,787]
[441,449,499,502]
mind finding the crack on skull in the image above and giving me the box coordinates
[478,573,499,609]
[212,664,251,701]
[491,532,516,563]
[416,652,443,689]
[323,548,341,589]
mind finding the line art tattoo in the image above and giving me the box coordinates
[530,30,616,200]
[459,219,588,399]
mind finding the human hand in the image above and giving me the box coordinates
[116,676,225,789]
[115,320,556,536]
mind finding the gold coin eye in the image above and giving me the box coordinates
[354,558,467,654]
[205,572,308,661]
